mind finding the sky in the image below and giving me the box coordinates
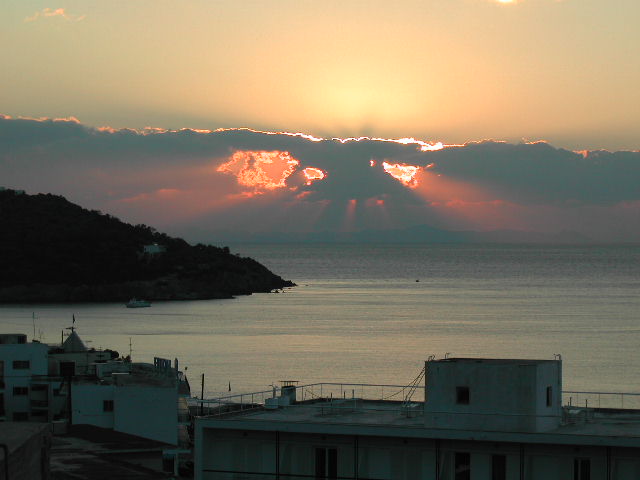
[1,1,639,242]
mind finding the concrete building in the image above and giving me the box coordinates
[0,334,50,422]
[194,356,640,480]
[71,359,191,445]
[0,331,191,447]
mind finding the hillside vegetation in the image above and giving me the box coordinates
[0,189,293,302]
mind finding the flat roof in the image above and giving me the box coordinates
[0,422,49,454]
[433,358,559,364]
[50,425,174,480]
[197,399,640,448]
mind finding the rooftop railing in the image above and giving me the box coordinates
[562,391,640,410]
[191,383,640,420]
[191,382,422,415]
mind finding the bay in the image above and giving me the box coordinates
[0,244,638,398]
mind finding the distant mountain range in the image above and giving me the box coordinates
[0,189,293,303]
[199,224,593,244]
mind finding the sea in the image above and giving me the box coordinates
[1,243,639,401]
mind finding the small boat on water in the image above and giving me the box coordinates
[126,298,151,308]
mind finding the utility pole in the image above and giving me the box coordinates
[200,374,205,415]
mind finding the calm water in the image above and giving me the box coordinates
[0,244,638,397]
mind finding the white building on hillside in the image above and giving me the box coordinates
[194,356,640,480]
[143,243,167,255]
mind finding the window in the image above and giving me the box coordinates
[12,360,30,369]
[454,452,470,480]
[103,400,114,412]
[315,447,337,479]
[13,386,28,396]
[13,412,29,421]
[546,386,553,407]
[492,454,506,480]
[574,458,590,480]
[60,361,75,377]
[456,386,470,405]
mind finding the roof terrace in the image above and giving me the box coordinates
[193,382,640,447]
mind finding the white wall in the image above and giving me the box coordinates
[71,383,115,428]
[0,342,48,420]
[195,426,640,480]
[424,359,561,432]
[114,385,177,445]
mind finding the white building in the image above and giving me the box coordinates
[194,356,640,480]
[0,331,191,446]
[0,334,49,422]
[72,359,191,445]
[143,243,167,255]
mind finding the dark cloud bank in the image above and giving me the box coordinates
[1,116,638,243]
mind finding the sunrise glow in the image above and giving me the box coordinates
[302,167,326,185]
[217,150,300,191]
[382,161,421,188]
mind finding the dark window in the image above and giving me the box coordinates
[12,360,30,369]
[103,400,114,412]
[60,361,75,377]
[546,386,553,407]
[13,412,29,421]
[574,458,590,480]
[13,386,28,396]
[492,454,506,480]
[328,448,337,479]
[454,452,470,480]
[456,386,470,405]
[315,447,337,479]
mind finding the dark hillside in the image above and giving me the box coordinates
[0,189,293,302]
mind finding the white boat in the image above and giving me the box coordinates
[126,298,151,308]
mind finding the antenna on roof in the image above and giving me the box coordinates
[65,314,77,333]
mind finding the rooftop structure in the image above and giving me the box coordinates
[194,356,640,480]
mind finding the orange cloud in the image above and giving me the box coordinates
[302,167,326,185]
[24,8,86,22]
[382,161,421,188]
[217,150,300,192]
